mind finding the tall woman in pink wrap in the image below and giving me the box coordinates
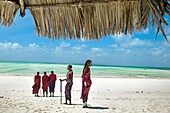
[81,60,92,108]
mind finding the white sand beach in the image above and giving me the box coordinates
[0,75,170,113]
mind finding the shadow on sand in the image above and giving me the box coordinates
[86,106,109,110]
[62,103,82,105]
[70,104,82,105]
[35,96,61,98]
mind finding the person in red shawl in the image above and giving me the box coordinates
[81,60,92,108]
[49,71,57,97]
[42,71,49,97]
[32,72,41,97]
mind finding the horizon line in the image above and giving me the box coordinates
[0,60,170,69]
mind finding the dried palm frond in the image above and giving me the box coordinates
[0,0,169,41]
[0,1,19,27]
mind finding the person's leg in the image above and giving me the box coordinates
[37,92,40,97]
[69,88,72,105]
[83,99,87,108]
[64,97,68,104]
[50,90,54,97]
[82,94,88,108]
[49,83,52,97]
[49,88,52,97]
[50,86,55,97]
[52,81,55,97]
[69,99,71,105]
[83,87,90,107]
[85,98,87,107]
[46,91,48,97]
[43,90,45,97]
[52,91,54,97]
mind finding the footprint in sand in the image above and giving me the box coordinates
[105,98,110,100]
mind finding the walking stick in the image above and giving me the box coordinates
[60,79,62,104]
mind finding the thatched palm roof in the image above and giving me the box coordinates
[0,0,170,41]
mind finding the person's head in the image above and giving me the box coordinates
[82,60,92,74]
[84,60,92,68]
[67,65,72,70]
[44,71,46,75]
[51,71,54,74]
[37,72,40,75]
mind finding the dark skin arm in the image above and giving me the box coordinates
[60,79,66,81]
[60,71,73,81]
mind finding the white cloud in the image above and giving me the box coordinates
[55,47,61,51]
[112,34,132,42]
[128,38,151,47]
[60,41,70,48]
[125,49,132,54]
[29,43,39,48]
[81,44,87,48]
[72,46,81,51]
[0,42,22,49]
[54,47,62,53]
[115,48,125,52]
[110,36,153,54]
[110,44,118,48]
[90,47,108,57]
[72,44,87,51]
[0,38,170,67]
[110,43,125,52]
[91,48,103,53]
[112,35,152,50]
[149,47,165,56]
[11,43,22,49]
[112,33,152,47]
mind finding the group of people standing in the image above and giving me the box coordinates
[32,71,57,97]
[32,60,92,108]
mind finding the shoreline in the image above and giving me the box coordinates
[0,73,170,79]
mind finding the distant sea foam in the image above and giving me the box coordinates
[0,61,170,78]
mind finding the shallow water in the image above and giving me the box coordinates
[0,61,170,78]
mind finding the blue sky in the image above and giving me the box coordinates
[0,10,170,67]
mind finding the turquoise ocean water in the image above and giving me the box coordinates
[0,61,170,78]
